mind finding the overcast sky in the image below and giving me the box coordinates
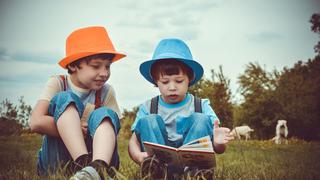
[0,0,318,111]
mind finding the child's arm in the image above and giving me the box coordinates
[29,100,60,137]
[128,132,149,165]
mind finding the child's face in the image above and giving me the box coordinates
[70,58,111,90]
[156,70,190,104]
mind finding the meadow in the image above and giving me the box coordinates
[0,133,319,180]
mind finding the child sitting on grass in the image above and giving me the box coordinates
[30,26,126,180]
[128,38,234,179]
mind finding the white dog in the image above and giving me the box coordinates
[231,125,254,141]
[274,120,288,144]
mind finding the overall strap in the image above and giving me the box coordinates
[150,96,159,114]
[94,89,102,109]
[59,75,67,91]
[194,96,202,113]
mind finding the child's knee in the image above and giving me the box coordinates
[190,113,211,123]
[88,107,120,136]
[138,114,162,129]
[49,91,84,122]
[189,113,212,128]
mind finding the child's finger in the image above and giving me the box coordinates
[214,120,219,128]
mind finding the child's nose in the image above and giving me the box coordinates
[99,68,109,77]
[168,83,176,90]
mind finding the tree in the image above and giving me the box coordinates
[210,67,233,128]
[236,62,281,139]
[0,99,18,121]
[189,66,233,128]
[0,96,32,135]
[274,57,320,140]
[17,96,32,128]
[310,13,320,54]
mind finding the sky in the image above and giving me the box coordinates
[0,0,319,112]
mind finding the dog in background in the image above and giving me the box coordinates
[230,125,254,141]
[273,120,288,144]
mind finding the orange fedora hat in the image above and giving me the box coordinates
[58,26,126,68]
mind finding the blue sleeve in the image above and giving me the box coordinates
[131,103,149,131]
[201,99,220,125]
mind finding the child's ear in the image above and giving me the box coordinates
[67,64,77,73]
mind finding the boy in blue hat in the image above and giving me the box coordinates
[128,38,233,179]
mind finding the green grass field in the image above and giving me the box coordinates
[0,134,319,180]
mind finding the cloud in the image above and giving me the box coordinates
[0,47,10,61]
[0,47,60,64]
[247,32,284,43]
[0,59,64,84]
[12,51,58,64]
[177,0,220,12]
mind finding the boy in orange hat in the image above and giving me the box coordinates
[29,26,126,179]
[128,38,233,179]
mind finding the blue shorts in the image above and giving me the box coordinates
[37,91,120,176]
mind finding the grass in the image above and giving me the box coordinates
[0,134,319,180]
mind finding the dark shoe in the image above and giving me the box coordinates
[141,156,167,179]
[66,154,92,175]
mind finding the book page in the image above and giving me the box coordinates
[181,141,213,150]
[177,136,215,167]
[143,142,180,165]
[180,135,211,149]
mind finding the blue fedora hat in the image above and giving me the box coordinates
[139,38,203,86]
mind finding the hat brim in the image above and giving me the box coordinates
[140,58,203,86]
[59,51,126,69]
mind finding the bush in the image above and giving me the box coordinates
[0,117,24,136]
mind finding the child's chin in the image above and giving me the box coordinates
[168,98,181,104]
[92,85,103,90]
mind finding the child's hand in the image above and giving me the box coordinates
[138,152,150,164]
[213,120,234,144]
[214,127,234,144]
[80,121,88,137]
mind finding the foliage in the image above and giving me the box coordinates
[0,117,24,136]
[236,57,320,140]
[236,62,281,139]
[0,97,32,135]
[119,107,138,139]
[274,57,320,140]
[189,66,233,128]
[310,13,320,54]
[0,99,18,121]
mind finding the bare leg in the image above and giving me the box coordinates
[57,104,88,160]
[92,118,115,164]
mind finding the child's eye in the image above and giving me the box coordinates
[176,80,183,83]
[161,81,169,84]
[91,65,100,69]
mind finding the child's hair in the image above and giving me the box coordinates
[67,53,115,74]
[150,59,194,85]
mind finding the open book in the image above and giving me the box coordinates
[143,135,216,167]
